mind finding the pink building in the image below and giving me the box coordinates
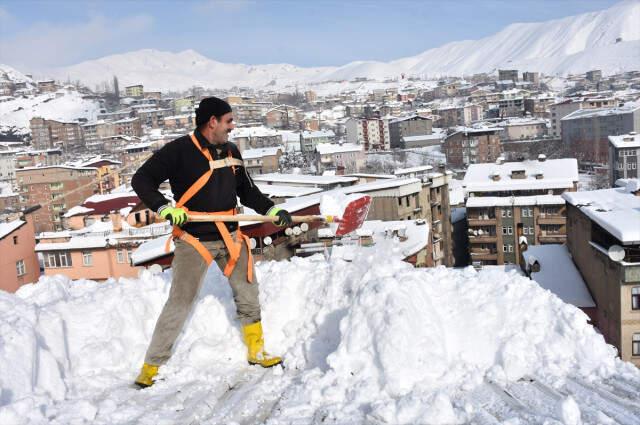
[0,215,40,292]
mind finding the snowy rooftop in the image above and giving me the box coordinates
[351,219,429,258]
[523,245,595,308]
[252,173,358,186]
[0,219,25,240]
[315,143,362,154]
[562,184,640,244]
[608,133,640,149]
[16,165,98,172]
[241,146,283,159]
[463,158,578,193]
[230,126,280,139]
[394,165,433,175]
[301,130,335,139]
[466,195,565,208]
[255,184,324,198]
[561,102,640,120]
[35,236,109,251]
[402,133,444,142]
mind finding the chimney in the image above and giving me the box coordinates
[538,154,546,162]
[111,211,122,232]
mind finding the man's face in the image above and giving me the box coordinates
[209,112,235,144]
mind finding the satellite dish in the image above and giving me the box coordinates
[263,236,272,246]
[249,238,257,249]
[608,245,625,262]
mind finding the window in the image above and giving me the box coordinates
[508,245,514,253]
[127,249,133,263]
[82,251,93,266]
[503,245,507,252]
[508,226,513,235]
[44,251,72,268]
[117,249,126,264]
[523,227,529,235]
[16,260,25,276]
[529,227,534,235]
[13,235,18,245]
[502,226,508,235]
[632,287,640,311]
[634,333,640,356]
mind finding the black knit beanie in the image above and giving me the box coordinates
[195,97,232,126]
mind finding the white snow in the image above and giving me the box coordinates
[466,194,565,208]
[0,89,101,134]
[563,185,640,244]
[609,132,640,148]
[463,158,579,193]
[0,219,25,239]
[315,142,362,154]
[523,245,596,308]
[1,243,639,424]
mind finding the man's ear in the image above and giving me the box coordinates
[209,115,218,128]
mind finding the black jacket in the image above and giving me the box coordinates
[131,129,274,241]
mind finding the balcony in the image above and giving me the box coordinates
[470,250,498,261]
[538,233,566,243]
[468,217,497,226]
[469,234,497,243]
[537,215,566,225]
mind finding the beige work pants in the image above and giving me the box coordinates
[144,237,260,365]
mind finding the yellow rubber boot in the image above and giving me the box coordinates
[134,363,159,388]
[242,321,282,368]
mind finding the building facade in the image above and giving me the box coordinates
[608,133,639,185]
[444,127,502,168]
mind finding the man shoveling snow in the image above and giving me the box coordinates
[130,97,294,387]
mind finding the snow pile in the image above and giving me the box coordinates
[0,241,638,424]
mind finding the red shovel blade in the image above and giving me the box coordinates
[335,195,372,236]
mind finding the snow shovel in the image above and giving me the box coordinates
[187,195,372,236]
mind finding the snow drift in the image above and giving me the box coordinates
[1,240,639,424]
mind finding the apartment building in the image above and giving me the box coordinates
[499,118,548,141]
[230,126,283,152]
[314,143,365,174]
[36,80,56,93]
[561,102,640,164]
[550,97,617,138]
[498,69,519,82]
[135,107,173,128]
[30,117,84,151]
[345,117,391,151]
[433,104,482,128]
[265,106,297,129]
[16,166,99,233]
[124,84,144,98]
[522,72,539,85]
[444,127,502,168]
[163,114,195,130]
[233,102,272,125]
[113,117,143,137]
[299,130,336,153]
[241,146,283,176]
[562,183,640,366]
[463,156,578,266]
[0,214,40,292]
[608,133,640,185]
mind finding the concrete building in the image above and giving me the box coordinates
[433,104,482,128]
[586,70,603,82]
[498,69,519,82]
[124,84,144,98]
[16,166,99,233]
[345,117,391,151]
[499,118,548,141]
[230,126,283,152]
[562,183,640,367]
[314,143,365,174]
[241,146,283,176]
[522,72,540,85]
[113,117,143,137]
[0,214,40,292]
[444,127,502,168]
[561,102,640,164]
[388,115,433,149]
[30,117,84,151]
[463,157,578,266]
[300,130,335,153]
[550,97,618,139]
[608,133,640,185]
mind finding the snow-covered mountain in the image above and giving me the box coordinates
[1,242,639,423]
[31,0,640,92]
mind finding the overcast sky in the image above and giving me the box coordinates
[0,0,623,73]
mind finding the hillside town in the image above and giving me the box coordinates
[2,65,639,369]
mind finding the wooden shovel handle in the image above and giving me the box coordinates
[187,214,335,223]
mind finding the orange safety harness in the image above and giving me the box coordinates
[164,133,255,282]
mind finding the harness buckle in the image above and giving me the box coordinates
[209,160,214,170]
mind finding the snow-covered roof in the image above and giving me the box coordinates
[561,102,640,120]
[562,184,640,244]
[241,146,283,159]
[394,165,433,175]
[35,236,109,251]
[402,134,444,142]
[342,178,422,196]
[301,130,335,139]
[523,245,595,308]
[608,133,640,149]
[63,206,95,218]
[463,158,578,193]
[255,184,323,198]
[466,195,565,208]
[315,143,362,155]
[357,219,429,258]
[0,219,25,240]
[16,165,98,172]
[230,126,280,139]
[252,173,358,186]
